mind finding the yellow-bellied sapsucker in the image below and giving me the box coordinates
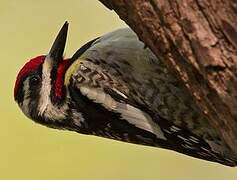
[14,22,237,166]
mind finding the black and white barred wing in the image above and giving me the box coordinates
[69,61,167,142]
[68,62,237,167]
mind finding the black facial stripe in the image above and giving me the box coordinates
[27,65,43,118]
[15,74,30,103]
[50,64,58,83]
[15,64,43,122]
[15,64,43,104]
[28,82,41,117]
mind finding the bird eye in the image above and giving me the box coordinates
[29,75,40,85]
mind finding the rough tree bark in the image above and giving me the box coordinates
[98,0,237,155]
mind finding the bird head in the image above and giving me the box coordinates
[14,22,72,125]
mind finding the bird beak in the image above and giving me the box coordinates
[47,21,68,64]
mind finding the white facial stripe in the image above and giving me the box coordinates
[37,56,68,120]
[38,56,53,115]
[79,86,166,140]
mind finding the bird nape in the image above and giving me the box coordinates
[14,22,237,167]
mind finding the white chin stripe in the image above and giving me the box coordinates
[38,56,53,115]
[80,86,167,140]
[37,56,68,120]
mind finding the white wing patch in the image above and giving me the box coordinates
[79,86,166,140]
[112,88,128,99]
[116,103,166,140]
[80,86,117,110]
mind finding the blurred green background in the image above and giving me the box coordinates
[0,0,237,179]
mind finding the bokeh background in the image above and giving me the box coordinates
[1,0,237,179]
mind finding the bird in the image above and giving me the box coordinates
[14,22,237,167]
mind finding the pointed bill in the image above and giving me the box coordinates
[47,21,68,63]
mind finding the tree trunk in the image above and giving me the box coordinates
[98,0,237,155]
